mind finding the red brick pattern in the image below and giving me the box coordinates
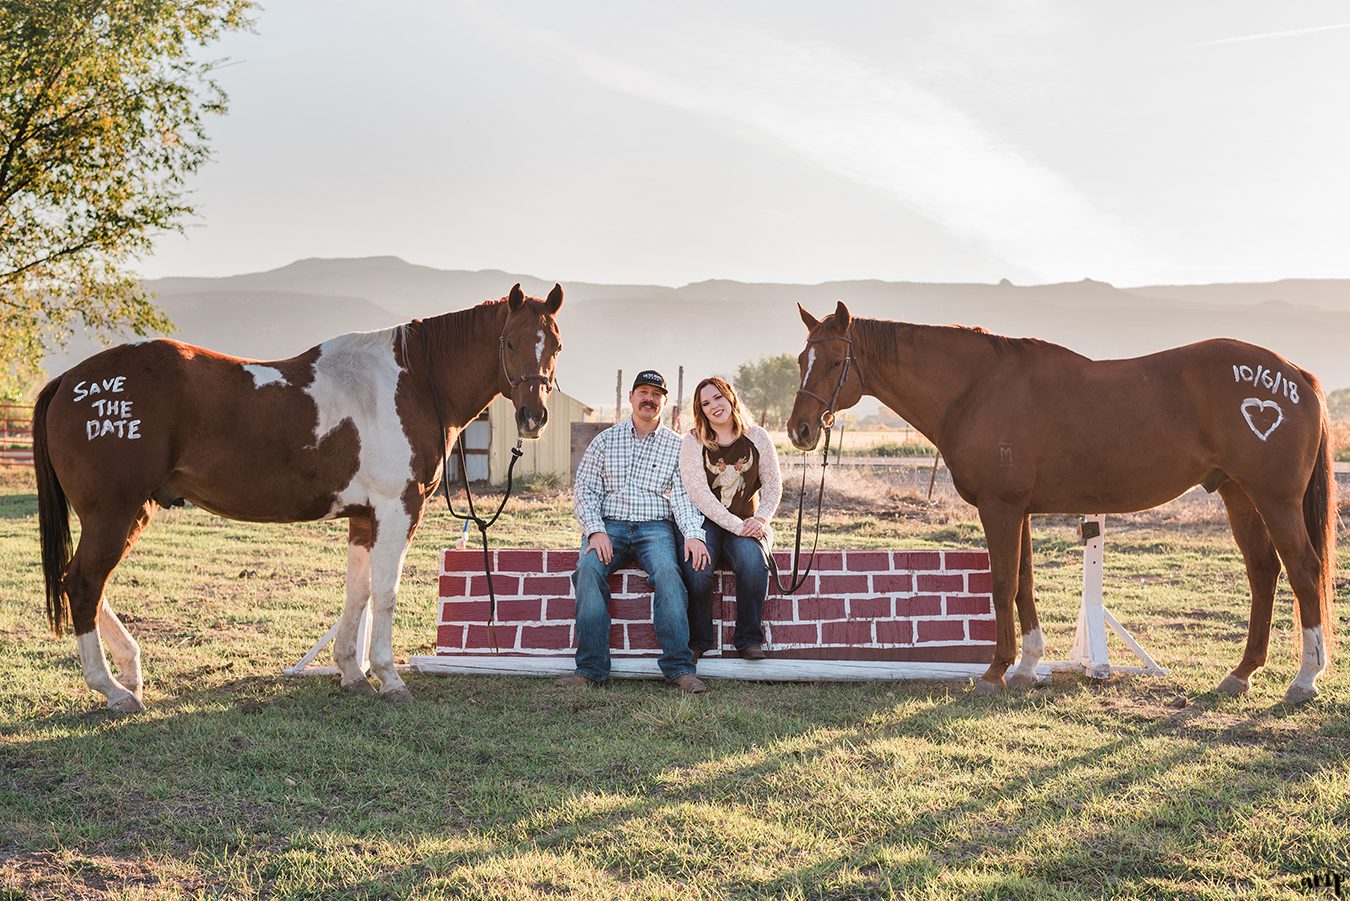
[434,548,995,661]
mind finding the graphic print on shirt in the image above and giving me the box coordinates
[703,435,761,518]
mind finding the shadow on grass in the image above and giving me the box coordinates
[0,491,36,520]
[2,668,1346,898]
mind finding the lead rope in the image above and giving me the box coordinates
[444,432,524,652]
[766,425,833,594]
[421,323,525,653]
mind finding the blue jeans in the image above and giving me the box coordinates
[679,517,769,652]
[572,518,695,682]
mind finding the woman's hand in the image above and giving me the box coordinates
[685,538,710,570]
[739,516,767,539]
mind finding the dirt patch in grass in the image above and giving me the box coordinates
[0,849,205,900]
[0,466,34,492]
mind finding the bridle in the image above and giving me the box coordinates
[794,332,862,430]
[499,333,557,395]
[769,330,863,595]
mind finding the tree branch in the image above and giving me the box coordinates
[0,22,84,193]
[0,238,101,284]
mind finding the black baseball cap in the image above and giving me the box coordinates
[631,370,668,394]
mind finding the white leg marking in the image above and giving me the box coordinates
[1010,626,1044,678]
[78,630,138,709]
[98,599,142,697]
[1292,626,1326,691]
[334,542,373,684]
[367,509,413,696]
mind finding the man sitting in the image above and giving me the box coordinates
[557,370,709,693]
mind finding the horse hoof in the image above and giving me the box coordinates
[1282,684,1319,705]
[382,687,414,703]
[340,678,376,695]
[1006,672,1038,689]
[972,679,1003,695]
[108,694,147,715]
[1215,675,1249,696]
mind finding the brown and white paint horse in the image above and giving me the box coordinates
[34,284,563,712]
[788,302,1337,703]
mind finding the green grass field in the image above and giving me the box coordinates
[1,466,1348,899]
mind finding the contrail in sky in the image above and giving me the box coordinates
[1198,21,1350,46]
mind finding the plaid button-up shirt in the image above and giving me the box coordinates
[573,418,705,543]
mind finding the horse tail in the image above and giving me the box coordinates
[33,379,72,636]
[1301,376,1337,659]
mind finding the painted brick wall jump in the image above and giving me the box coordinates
[435,548,995,663]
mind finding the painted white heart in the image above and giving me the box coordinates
[1241,397,1284,442]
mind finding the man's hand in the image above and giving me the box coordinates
[685,538,710,570]
[739,516,768,539]
[586,531,613,564]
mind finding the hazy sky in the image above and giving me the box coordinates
[139,1,1350,287]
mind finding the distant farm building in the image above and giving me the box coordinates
[450,390,594,484]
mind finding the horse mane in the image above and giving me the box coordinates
[852,317,1075,360]
[398,298,510,361]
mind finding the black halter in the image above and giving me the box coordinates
[794,333,862,429]
[499,334,557,394]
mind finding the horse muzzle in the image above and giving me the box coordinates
[789,419,820,451]
[516,405,548,439]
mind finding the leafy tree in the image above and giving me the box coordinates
[1327,387,1350,422]
[734,354,800,429]
[0,0,253,402]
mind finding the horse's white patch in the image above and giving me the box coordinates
[535,330,545,366]
[305,329,415,517]
[243,364,286,388]
[802,348,817,387]
[1241,397,1284,441]
[305,328,418,697]
[1010,626,1044,678]
[1293,625,1326,690]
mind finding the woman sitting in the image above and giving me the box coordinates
[678,376,782,660]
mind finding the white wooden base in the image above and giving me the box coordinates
[283,603,371,677]
[409,654,996,682]
[284,664,415,677]
[408,655,1164,683]
[1069,515,1168,679]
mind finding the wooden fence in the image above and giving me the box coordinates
[1,404,33,466]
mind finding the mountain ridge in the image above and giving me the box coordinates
[41,257,1350,407]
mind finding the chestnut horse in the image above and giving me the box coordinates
[788,302,1337,703]
[34,284,563,712]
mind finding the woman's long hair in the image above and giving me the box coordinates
[691,376,754,450]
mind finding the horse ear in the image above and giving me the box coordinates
[508,283,525,311]
[798,303,820,330]
[833,300,852,333]
[545,283,563,313]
